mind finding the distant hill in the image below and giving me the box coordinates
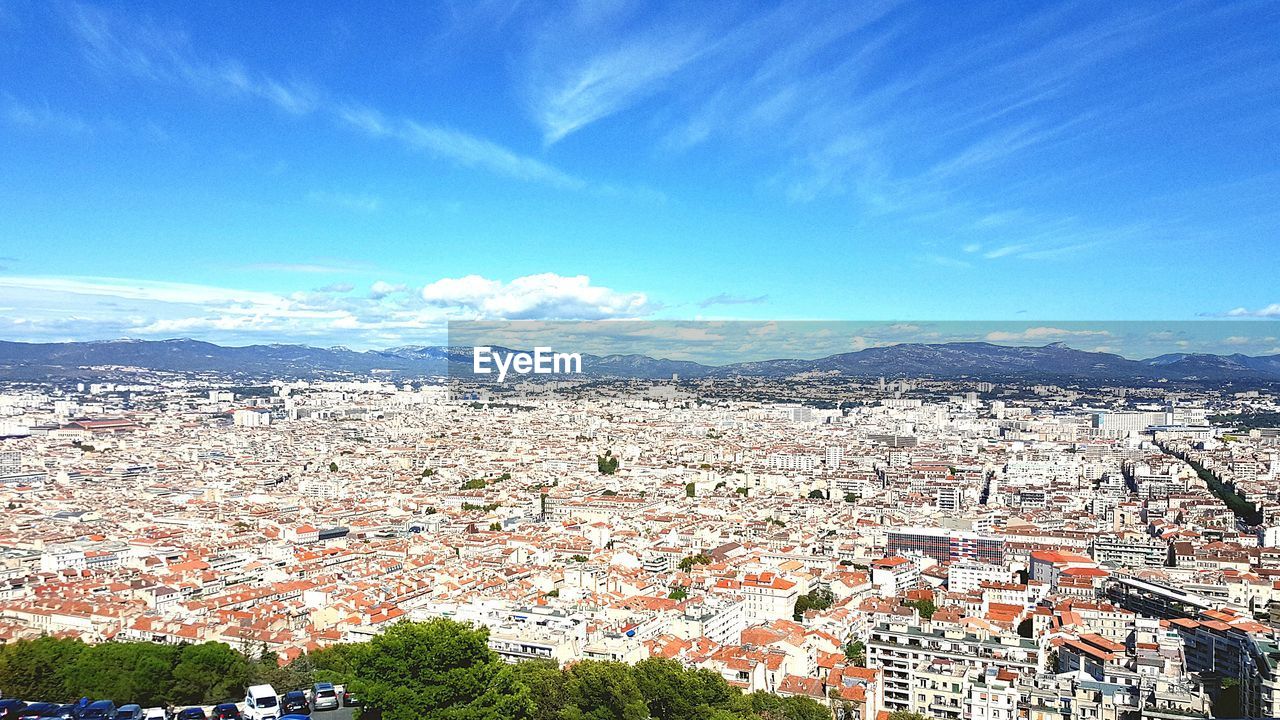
[1,337,1278,383]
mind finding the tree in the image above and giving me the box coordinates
[685,482,696,498]
[792,588,835,621]
[842,640,865,667]
[736,692,831,720]
[0,635,85,701]
[561,660,648,720]
[668,586,689,601]
[905,598,936,620]
[843,492,857,503]
[462,478,488,490]
[677,553,711,572]
[887,713,929,720]
[807,489,826,499]
[171,642,250,705]
[345,619,533,720]
[597,451,619,475]
[631,658,734,720]
[328,461,339,472]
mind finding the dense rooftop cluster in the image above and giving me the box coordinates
[1,373,1279,719]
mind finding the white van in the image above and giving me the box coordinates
[244,684,280,720]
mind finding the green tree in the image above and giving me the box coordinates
[807,489,826,499]
[632,658,734,720]
[328,461,339,472]
[685,482,695,498]
[346,619,533,720]
[842,640,865,667]
[905,598,937,620]
[668,586,689,601]
[735,691,831,720]
[561,660,648,720]
[63,641,181,707]
[597,451,620,475]
[677,553,711,572]
[843,492,857,503]
[0,635,85,701]
[792,588,835,621]
[171,642,250,705]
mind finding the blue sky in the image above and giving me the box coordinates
[1,0,1278,352]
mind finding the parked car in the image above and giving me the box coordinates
[211,705,242,720]
[80,703,116,720]
[309,684,337,713]
[278,716,310,720]
[244,685,279,720]
[114,706,143,720]
[141,710,166,720]
[176,709,206,720]
[340,689,360,709]
[19,703,60,720]
[279,693,307,716]
[46,705,79,720]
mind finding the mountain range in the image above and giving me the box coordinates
[2,338,1280,384]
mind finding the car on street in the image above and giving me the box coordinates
[279,693,306,716]
[80,702,116,720]
[114,706,143,720]
[176,709,206,720]
[211,705,242,720]
[18,703,60,720]
[308,685,337,713]
[244,685,279,720]
[0,701,27,719]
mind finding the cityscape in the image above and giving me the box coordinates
[3,1,1280,720]
[1,336,1280,719]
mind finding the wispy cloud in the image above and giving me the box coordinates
[60,2,585,191]
[306,190,382,214]
[525,20,709,144]
[697,293,768,309]
[240,261,369,274]
[3,96,92,135]
[921,254,972,270]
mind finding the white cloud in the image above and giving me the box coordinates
[0,272,657,347]
[985,326,1111,342]
[1224,304,1280,318]
[420,273,652,320]
[369,280,408,299]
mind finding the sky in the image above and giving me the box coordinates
[1,0,1279,354]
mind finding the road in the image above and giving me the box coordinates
[314,706,358,720]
